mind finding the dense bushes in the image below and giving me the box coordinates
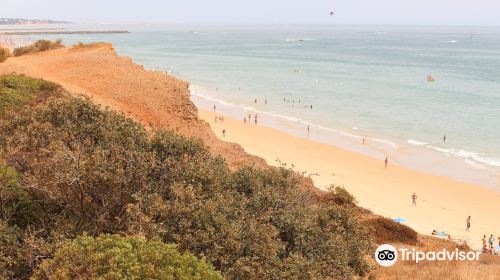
[13,40,63,57]
[0,75,373,279]
[363,217,418,245]
[32,235,222,280]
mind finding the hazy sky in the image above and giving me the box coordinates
[3,0,500,26]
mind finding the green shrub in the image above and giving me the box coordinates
[0,220,22,279]
[0,47,8,63]
[13,40,63,57]
[32,234,223,280]
[322,185,357,206]
[0,75,60,115]
[0,161,33,227]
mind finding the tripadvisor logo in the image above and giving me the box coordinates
[375,244,481,267]
[375,244,398,267]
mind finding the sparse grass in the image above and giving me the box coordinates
[374,256,500,280]
[373,235,499,279]
[363,217,418,245]
[71,42,105,49]
[13,39,63,57]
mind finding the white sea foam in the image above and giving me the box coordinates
[428,146,500,168]
[368,137,398,149]
[408,139,428,146]
[284,38,313,42]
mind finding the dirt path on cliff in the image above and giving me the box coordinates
[0,44,267,169]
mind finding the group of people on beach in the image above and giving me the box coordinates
[427,211,499,254]
[481,234,500,254]
[244,113,258,125]
[214,115,224,123]
[282,97,313,109]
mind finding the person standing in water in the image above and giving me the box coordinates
[213,105,216,111]
[412,192,417,206]
[466,216,471,231]
[254,99,257,104]
[443,135,447,143]
[384,157,388,168]
[255,114,258,125]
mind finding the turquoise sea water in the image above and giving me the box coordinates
[27,24,500,188]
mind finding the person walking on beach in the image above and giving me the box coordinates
[443,135,447,143]
[265,99,267,104]
[254,99,257,104]
[244,117,247,124]
[412,192,417,206]
[384,157,388,168]
[222,129,226,137]
[362,138,366,145]
[489,234,495,250]
[255,114,258,125]
[213,105,216,111]
[466,216,471,231]
[482,235,487,248]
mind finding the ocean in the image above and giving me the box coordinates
[25,24,500,188]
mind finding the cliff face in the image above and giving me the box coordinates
[0,43,266,169]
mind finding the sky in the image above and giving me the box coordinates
[2,0,500,26]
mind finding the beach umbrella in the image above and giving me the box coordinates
[393,217,407,223]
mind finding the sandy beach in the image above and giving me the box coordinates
[199,109,500,249]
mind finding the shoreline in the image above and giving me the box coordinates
[194,100,500,250]
[190,86,500,190]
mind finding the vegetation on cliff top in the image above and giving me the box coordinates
[13,40,63,57]
[0,47,8,63]
[0,74,373,279]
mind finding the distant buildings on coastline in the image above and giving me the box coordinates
[0,18,71,25]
